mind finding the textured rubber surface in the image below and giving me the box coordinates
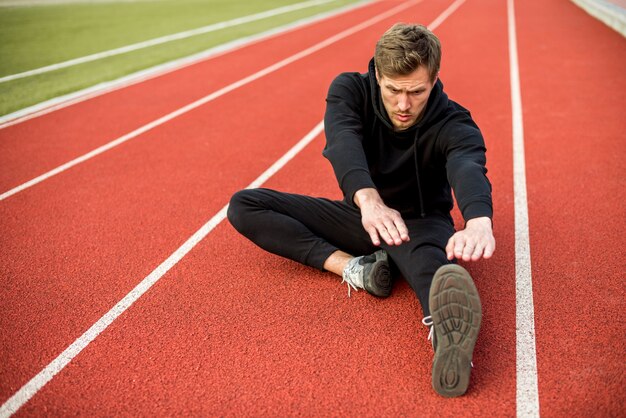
[2,0,624,415]
[517,0,626,415]
[363,251,393,298]
[429,264,482,398]
[1,1,519,414]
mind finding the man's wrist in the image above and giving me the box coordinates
[353,188,380,208]
[466,216,492,229]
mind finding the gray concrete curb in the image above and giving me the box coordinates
[571,0,626,37]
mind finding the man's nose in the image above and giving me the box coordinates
[398,94,410,111]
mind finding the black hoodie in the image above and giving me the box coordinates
[323,59,493,222]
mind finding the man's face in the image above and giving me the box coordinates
[377,66,437,131]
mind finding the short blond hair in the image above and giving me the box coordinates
[374,23,441,81]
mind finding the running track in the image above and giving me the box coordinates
[1,0,624,416]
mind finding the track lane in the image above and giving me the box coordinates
[4,0,519,414]
[516,0,625,415]
[0,0,397,193]
[0,0,455,408]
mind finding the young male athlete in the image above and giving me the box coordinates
[227,23,495,397]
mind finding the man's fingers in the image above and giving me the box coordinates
[446,236,456,260]
[365,226,381,246]
[453,236,466,258]
[447,234,472,260]
[383,220,403,245]
[360,203,409,247]
[446,228,496,261]
[395,218,410,242]
[461,240,476,261]
[470,242,484,261]
[483,239,496,259]
[377,224,395,246]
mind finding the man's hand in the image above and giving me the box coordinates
[446,216,495,261]
[354,188,410,246]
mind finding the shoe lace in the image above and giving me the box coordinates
[341,258,361,297]
[421,316,434,341]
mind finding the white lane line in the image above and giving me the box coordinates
[0,0,374,129]
[428,0,465,29]
[0,3,467,415]
[0,0,420,202]
[0,121,325,418]
[0,0,337,84]
[508,0,541,416]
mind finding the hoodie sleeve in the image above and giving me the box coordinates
[441,113,493,222]
[322,73,376,202]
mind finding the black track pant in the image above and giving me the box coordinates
[227,188,455,316]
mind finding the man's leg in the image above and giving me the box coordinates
[382,215,455,316]
[228,188,375,267]
[383,215,481,397]
[227,188,392,296]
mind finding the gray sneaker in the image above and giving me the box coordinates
[428,264,482,397]
[341,250,392,298]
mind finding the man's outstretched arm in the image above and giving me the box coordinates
[354,188,410,247]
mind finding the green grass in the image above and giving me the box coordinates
[0,0,362,116]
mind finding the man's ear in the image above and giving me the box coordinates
[375,68,380,84]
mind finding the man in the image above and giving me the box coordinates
[227,23,495,398]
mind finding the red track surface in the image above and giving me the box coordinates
[1,0,624,416]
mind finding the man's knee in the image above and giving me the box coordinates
[414,244,447,265]
[227,189,259,234]
[405,245,449,284]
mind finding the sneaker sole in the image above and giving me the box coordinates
[364,259,392,298]
[429,264,482,397]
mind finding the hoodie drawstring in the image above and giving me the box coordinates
[413,130,426,218]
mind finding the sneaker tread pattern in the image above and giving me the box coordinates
[430,264,481,397]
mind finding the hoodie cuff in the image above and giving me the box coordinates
[462,201,493,223]
[341,169,376,203]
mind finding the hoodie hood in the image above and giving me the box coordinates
[367,58,447,133]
